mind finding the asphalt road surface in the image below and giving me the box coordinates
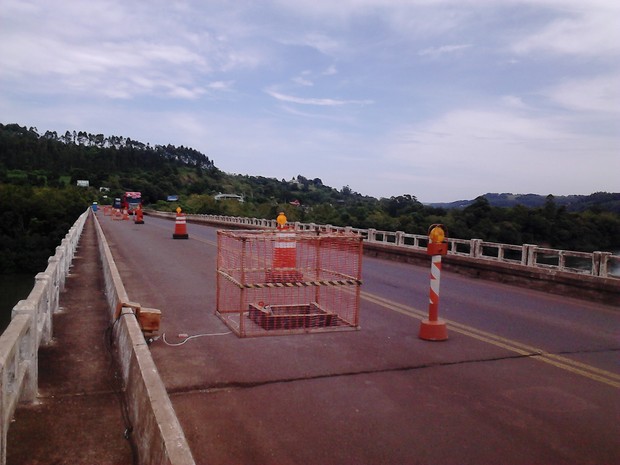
[99,212,619,465]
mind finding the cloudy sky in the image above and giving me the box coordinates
[1,0,618,202]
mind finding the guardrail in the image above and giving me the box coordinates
[148,212,619,279]
[0,208,89,465]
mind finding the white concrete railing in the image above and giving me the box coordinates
[0,208,195,465]
[152,212,619,279]
[0,208,89,465]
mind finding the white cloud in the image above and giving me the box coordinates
[544,73,620,114]
[265,89,373,106]
[167,85,206,100]
[511,3,620,58]
[279,33,345,57]
[0,0,258,101]
[382,104,619,200]
[501,96,529,110]
[2,0,619,202]
[207,81,235,91]
[418,44,472,57]
[292,76,314,87]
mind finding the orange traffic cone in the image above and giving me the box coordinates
[267,212,302,282]
[122,209,129,220]
[134,206,144,224]
[173,210,189,239]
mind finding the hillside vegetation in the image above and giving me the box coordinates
[1,122,619,274]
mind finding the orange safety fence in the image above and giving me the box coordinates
[216,229,363,337]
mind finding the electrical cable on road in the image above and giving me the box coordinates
[160,331,232,346]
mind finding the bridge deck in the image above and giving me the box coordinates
[7,212,620,465]
[108,214,620,465]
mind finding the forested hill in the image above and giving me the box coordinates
[1,122,619,273]
[0,123,214,184]
[431,192,620,213]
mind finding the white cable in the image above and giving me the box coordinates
[161,331,232,346]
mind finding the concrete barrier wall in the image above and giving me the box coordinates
[0,208,89,465]
[147,210,619,305]
[92,212,196,465]
[363,241,620,306]
[237,215,616,278]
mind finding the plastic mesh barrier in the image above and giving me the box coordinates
[216,229,363,337]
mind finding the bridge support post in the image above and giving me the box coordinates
[10,301,38,403]
[34,273,53,345]
[470,238,482,258]
[522,244,537,266]
[593,251,611,277]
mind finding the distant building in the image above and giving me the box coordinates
[214,193,244,203]
[76,180,89,187]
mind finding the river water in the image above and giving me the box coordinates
[0,274,35,333]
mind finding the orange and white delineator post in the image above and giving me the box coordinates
[172,207,189,239]
[419,224,449,341]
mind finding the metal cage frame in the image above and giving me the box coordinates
[215,229,363,337]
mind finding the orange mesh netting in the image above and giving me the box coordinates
[216,229,363,337]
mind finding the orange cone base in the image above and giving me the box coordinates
[419,319,448,341]
[173,232,189,239]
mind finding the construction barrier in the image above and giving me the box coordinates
[173,211,189,239]
[216,229,363,337]
[134,206,144,225]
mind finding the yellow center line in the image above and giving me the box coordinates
[361,290,620,389]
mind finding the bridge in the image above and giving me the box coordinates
[1,209,618,464]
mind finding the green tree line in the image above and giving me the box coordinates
[1,122,618,274]
[0,184,93,273]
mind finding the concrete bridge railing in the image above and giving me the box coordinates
[148,211,619,279]
[0,209,195,465]
[147,211,619,305]
[0,208,89,464]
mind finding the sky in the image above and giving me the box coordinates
[1,0,619,203]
